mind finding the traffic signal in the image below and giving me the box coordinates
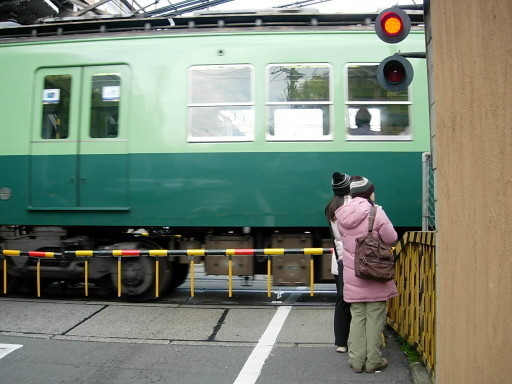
[375,7,411,44]
[377,54,414,92]
[375,7,414,91]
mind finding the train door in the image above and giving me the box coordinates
[78,66,129,208]
[30,66,129,209]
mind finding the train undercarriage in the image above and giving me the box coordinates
[0,225,333,301]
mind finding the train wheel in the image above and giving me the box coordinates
[110,241,172,302]
[169,261,190,290]
[92,276,116,298]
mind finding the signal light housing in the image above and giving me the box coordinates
[377,55,414,92]
[375,7,411,44]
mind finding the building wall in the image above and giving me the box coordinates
[426,0,512,382]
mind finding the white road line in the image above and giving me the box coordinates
[233,292,300,384]
[0,344,23,359]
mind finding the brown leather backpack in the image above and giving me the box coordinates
[354,206,395,281]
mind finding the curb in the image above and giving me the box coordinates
[410,362,432,384]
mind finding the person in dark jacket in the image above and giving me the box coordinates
[350,107,374,135]
[324,172,352,353]
[335,176,398,373]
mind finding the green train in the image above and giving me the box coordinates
[0,10,429,300]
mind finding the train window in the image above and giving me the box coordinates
[345,64,412,140]
[266,64,332,141]
[188,65,254,142]
[41,75,71,139]
[89,73,121,138]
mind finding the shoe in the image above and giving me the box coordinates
[365,357,388,373]
[336,346,347,353]
[349,362,363,373]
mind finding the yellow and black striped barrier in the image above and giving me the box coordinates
[1,250,58,297]
[1,248,333,299]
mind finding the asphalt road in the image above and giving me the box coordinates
[0,268,413,384]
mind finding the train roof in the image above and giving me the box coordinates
[0,8,424,41]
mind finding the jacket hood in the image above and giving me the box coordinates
[337,198,371,230]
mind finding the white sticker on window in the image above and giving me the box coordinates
[43,89,60,104]
[102,86,120,101]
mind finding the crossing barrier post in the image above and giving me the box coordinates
[84,260,89,297]
[228,254,233,298]
[189,256,195,297]
[2,255,7,295]
[36,258,41,298]
[310,254,315,297]
[117,257,122,297]
[267,255,272,298]
[2,258,6,294]
[155,258,160,298]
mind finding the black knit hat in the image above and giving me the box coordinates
[331,172,351,196]
[350,176,375,199]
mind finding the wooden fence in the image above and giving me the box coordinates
[387,231,436,379]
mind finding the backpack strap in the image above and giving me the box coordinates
[367,206,377,235]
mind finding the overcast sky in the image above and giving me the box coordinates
[144,0,423,14]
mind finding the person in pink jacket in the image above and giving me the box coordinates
[335,176,398,374]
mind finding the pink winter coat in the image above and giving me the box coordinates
[335,197,398,303]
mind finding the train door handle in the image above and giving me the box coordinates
[80,177,86,184]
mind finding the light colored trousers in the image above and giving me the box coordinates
[347,301,386,369]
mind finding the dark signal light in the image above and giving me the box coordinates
[384,61,405,83]
[375,7,411,44]
[377,55,414,92]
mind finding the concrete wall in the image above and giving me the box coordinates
[425,0,512,382]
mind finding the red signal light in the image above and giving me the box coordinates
[381,12,404,36]
[375,7,411,44]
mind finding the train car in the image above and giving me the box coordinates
[0,9,429,300]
